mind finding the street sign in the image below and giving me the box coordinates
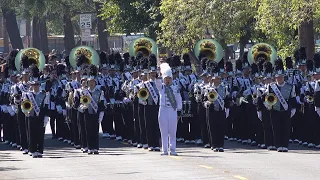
[80,14,92,29]
[81,29,91,42]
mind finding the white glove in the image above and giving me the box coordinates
[2,105,8,113]
[62,110,67,116]
[263,102,272,110]
[232,91,238,98]
[296,96,303,104]
[8,106,15,116]
[225,108,230,118]
[56,105,63,114]
[44,116,50,127]
[290,108,296,118]
[77,105,85,113]
[257,111,262,121]
[317,110,320,117]
[98,111,104,123]
[316,107,320,117]
[123,97,131,104]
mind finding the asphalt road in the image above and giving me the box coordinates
[1,126,320,180]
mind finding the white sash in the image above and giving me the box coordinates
[27,92,40,116]
[244,79,251,89]
[19,83,26,92]
[72,82,78,89]
[83,90,98,113]
[145,81,158,104]
[270,83,288,110]
[211,88,224,109]
[179,79,187,89]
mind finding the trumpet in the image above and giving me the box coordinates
[265,93,278,106]
[207,91,218,102]
[306,95,314,103]
[21,100,33,114]
[137,88,149,101]
[80,95,91,109]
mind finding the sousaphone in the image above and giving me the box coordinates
[129,37,158,57]
[69,46,99,69]
[248,43,277,65]
[15,48,46,71]
[194,39,224,63]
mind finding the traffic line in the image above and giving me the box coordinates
[121,142,129,145]
[198,165,213,169]
[169,156,182,160]
[233,175,248,180]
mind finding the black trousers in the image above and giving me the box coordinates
[56,113,70,140]
[226,105,236,138]
[28,116,45,153]
[2,113,10,141]
[18,110,28,150]
[114,106,124,137]
[84,113,99,150]
[71,109,80,145]
[207,108,225,148]
[291,110,303,141]
[49,110,57,137]
[305,106,319,144]
[101,109,108,134]
[246,103,264,143]
[0,112,2,141]
[123,104,134,140]
[271,110,291,148]
[133,103,140,143]
[233,105,247,140]
[145,105,160,147]
[261,110,274,146]
[78,111,87,148]
[198,104,209,144]
[138,104,147,144]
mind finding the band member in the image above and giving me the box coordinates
[194,57,210,148]
[156,62,182,156]
[79,65,105,155]
[66,70,81,149]
[204,62,231,152]
[267,59,297,152]
[144,54,160,151]
[135,57,149,149]
[22,66,49,158]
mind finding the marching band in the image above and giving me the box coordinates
[1,38,320,159]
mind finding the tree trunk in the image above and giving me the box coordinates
[239,35,249,59]
[39,19,49,54]
[3,17,9,53]
[1,8,23,49]
[32,16,41,49]
[63,12,75,55]
[95,2,109,53]
[26,18,31,48]
[299,19,314,60]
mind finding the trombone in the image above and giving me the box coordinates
[21,100,33,115]
[265,93,278,106]
[137,88,149,101]
[207,91,218,102]
[80,95,91,109]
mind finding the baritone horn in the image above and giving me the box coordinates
[80,95,91,109]
[265,93,278,106]
[137,88,149,101]
[207,91,218,102]
[21,100,33,114]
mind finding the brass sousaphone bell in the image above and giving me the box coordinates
[129,37,158,57]
[248,43,277,66]
[69,46,100,69]
[15,48,46,71]
[194,39,224,63]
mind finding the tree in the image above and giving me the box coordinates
[0,0,24,50]
[95,1,109,52]
[253,0,320,59]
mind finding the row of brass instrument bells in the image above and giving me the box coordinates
[80,95,91,109]
[265,93,278,106]
[21,99,33,114]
